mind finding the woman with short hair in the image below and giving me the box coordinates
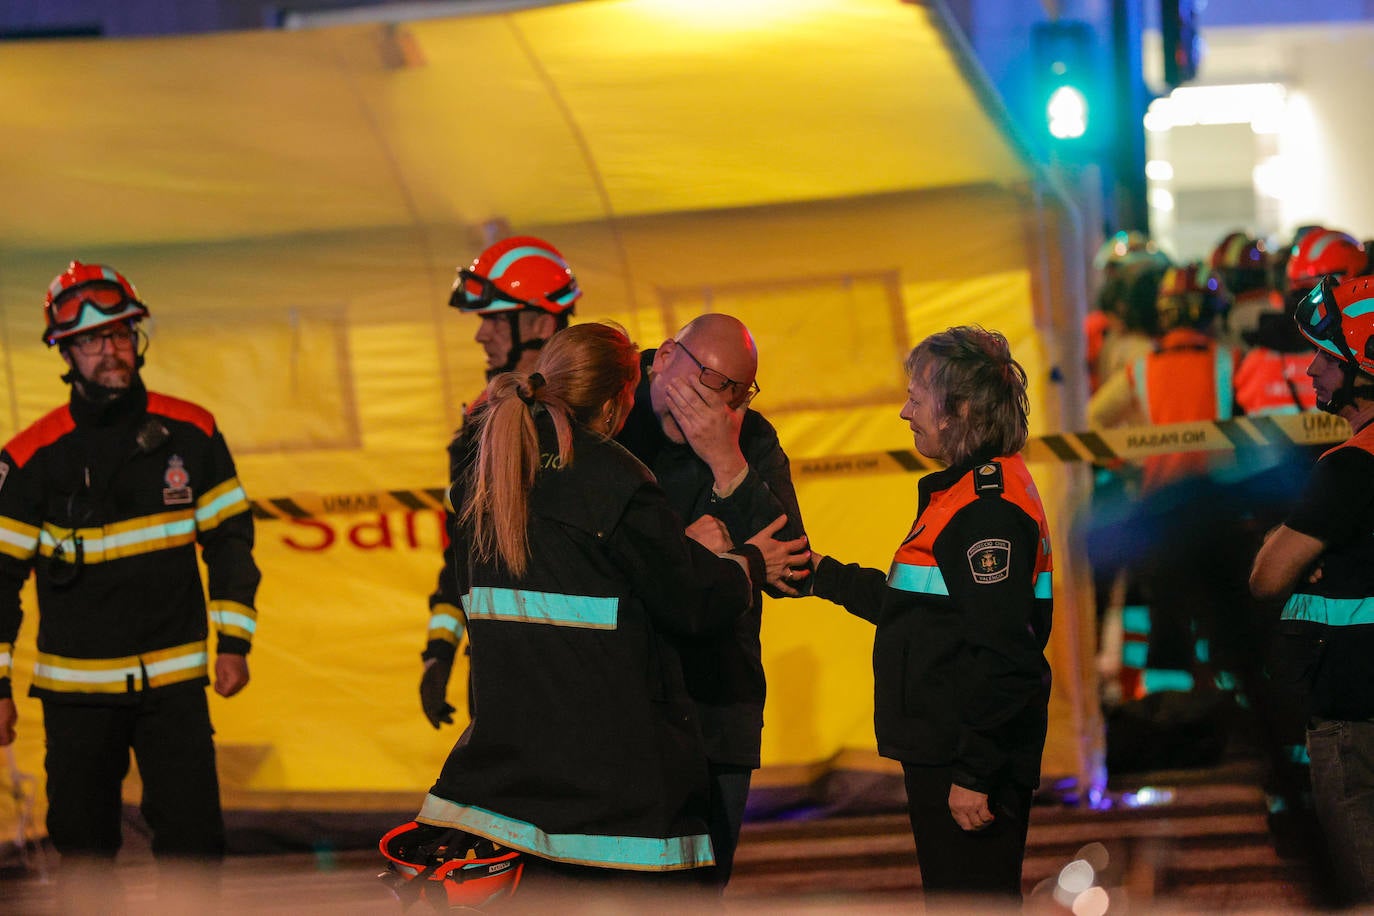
[810,325,1054,903]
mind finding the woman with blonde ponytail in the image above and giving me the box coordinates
[385,322,808,903]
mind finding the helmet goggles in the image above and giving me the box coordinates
[1294,274,1374,375]
[449,268,541,313]
[44,281,147,346]
[447,266,577,317]
[49,282,136,330]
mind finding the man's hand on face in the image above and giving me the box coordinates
[664,376,747,486]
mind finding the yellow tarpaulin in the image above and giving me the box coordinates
[0,0,1099,841]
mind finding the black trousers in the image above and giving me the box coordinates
[902,763,1032,903]
[706,762,753,889]
[43,687,225,859]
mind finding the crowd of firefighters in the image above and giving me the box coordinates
[1080,225,1370,892]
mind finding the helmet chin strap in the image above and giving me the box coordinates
[1318,364,1374,415]
[484,313,550,381]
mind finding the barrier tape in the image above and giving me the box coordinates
[248,412,1352,520]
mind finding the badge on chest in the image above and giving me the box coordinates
[163,454,193,506]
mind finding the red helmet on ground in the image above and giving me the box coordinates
[1156,262,1229,332]
[449,236,580,317]
[1286,229,1365,294]
[379,821,524,910]
[43,261,149,346]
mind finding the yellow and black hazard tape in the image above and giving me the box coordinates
[794,411,1352,478]
[248,412,1352,520]
[249,487,449,522]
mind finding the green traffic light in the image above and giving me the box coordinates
[1047,85,1088,140]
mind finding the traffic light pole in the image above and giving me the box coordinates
[1108,0,1151,234]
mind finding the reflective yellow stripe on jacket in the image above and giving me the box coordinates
[0,516,40,562]
[196,478,250,531]
[209,599,257,641]
[38,509,197,564]
[32,640,207,694]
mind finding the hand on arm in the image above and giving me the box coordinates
[745,515,811,595]
[664,377,747,488]
[685,514,733,553]
[214,653,250,698]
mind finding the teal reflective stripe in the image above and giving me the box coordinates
[1123,605,1150,635]
[490,246,563,279]
[464,587,619,629]
[195,486,248,524]
[416,795,713,870]
[429,613,461,633]
[1345,300,1374,319]
[209,610,256,635]
[1215,346,1235,421]
[1123,642,1148,669]
[1141,669,1194,694]
[1034,571,1053,599]
[1281,592,1374,627]
[1286,744,1311,766]
[1132,356,1152,424]
[887,562,948,596]
[1195,637,1210,663]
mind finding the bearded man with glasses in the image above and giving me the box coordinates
[0,261,260,908]
[616,312,811,889]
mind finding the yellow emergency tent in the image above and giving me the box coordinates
[0,0,1100,845]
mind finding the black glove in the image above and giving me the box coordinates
[420,655,456,729]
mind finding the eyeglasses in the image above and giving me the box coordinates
[48,283,137,332]
[67,325,137,356]
[672,339,760,406]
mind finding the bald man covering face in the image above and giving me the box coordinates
[617,313,810,888]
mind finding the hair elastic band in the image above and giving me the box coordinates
[518,372,545,406]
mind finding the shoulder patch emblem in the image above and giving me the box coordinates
[163,455,193,505]
[974,462,1004,496]
[968,538,1011,584]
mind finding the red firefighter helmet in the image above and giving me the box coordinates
[379,821,524,910]
[42,261,149,346]
[449,236,581,317]
[1286,229,1365,294]
[1156,262,1229,332]
[1294,274,1374,378]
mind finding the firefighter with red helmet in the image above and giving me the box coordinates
[421,237,580,729]
[1251,274,1374,904]
[1087,263,1240,721]
[1236,229,1365,418]
[0,262,259,902]
[1090,261,1238,491]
